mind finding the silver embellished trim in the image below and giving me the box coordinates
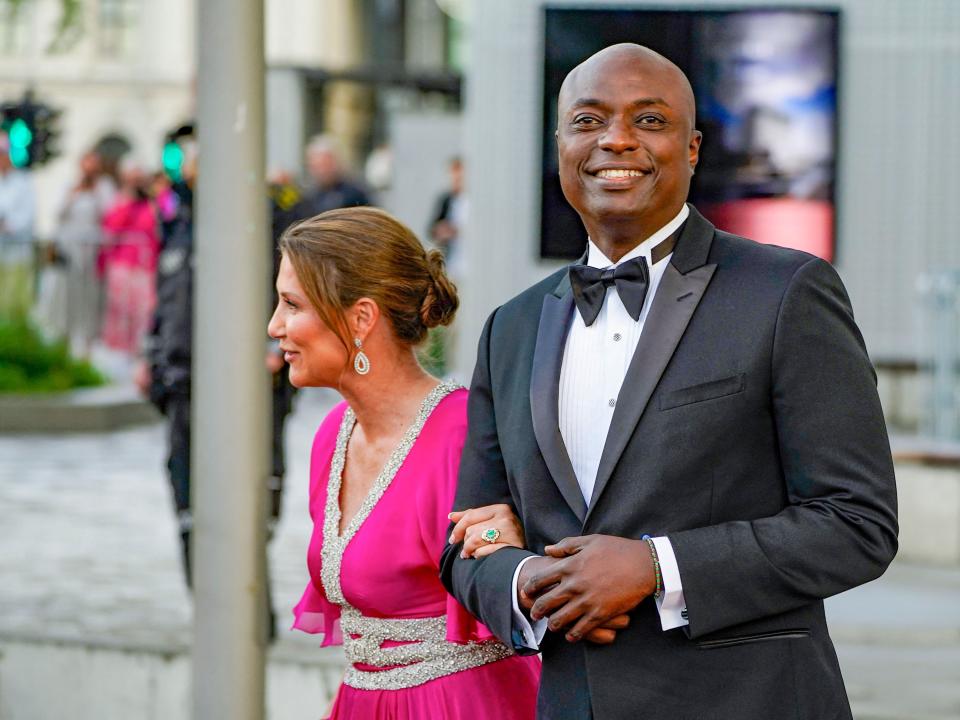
[339,608,515,691]
[319,382,515,690]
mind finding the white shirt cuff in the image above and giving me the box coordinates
[651,536,688,631]
[511,555,547,649]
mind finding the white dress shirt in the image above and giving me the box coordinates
[511,204,691,649]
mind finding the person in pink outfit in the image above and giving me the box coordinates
[268,206,539,719]
[99,160,159,354]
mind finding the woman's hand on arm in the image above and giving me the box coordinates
[448,504,525,559]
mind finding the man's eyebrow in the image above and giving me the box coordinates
[568,97,606,109]
[630,97,670,108]
[567,96,672,111]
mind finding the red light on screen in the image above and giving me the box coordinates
[703,198,834,262]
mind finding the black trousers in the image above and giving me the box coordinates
[166,395,192,586]
[164,394,281,639]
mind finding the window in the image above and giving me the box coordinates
[0,0,33,57]
[97,0,138,58]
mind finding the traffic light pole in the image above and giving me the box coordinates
[193,0,269,718]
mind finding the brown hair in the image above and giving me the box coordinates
[279,206,459,349]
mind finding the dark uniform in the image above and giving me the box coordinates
[145,181,194,583]
[146,181,283,638]
[292,178,370,218]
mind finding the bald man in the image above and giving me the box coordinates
[441,44,897,719]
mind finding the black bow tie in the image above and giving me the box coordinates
[568,232,680,327]
[570,257,649,327]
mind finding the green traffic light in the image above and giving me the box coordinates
[162,141,184,181]
[8,118,32,149]
[9,145,29,167]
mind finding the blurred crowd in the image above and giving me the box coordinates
[1,132,166,364]
[0,128,468,372]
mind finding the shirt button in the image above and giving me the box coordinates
[613,333,622,342]
[608,399,616,408]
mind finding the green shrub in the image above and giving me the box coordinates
[417,326,448,378]
[0,318,106,393]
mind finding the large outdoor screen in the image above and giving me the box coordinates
[541,7,840,261]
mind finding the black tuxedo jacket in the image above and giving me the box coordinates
[440,206,898,720]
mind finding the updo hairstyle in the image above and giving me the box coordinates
[279,206,459,350]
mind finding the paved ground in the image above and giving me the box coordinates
[0,385,338,656]
[1,386,959,719]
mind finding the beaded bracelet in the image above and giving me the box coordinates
[644,537,663,600]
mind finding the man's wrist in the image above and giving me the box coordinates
[511,556,546,650]
[649,536,688,630]
[514,555,542,613]
[644,537,663,600]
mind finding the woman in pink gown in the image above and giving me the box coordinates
[99,162,159,353]
[268,207,539,719]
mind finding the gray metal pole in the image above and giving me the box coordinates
[193,0,269,717]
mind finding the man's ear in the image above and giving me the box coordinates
[689,130,703,174]
[348,297,380,341]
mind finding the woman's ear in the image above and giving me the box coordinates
[348,297,380,341]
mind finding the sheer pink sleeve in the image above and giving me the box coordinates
[416,391,499,644]
[291,581,343,646]
[290,403,348,646]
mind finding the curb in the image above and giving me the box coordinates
[0,384,161,433]
[0,630,344,668]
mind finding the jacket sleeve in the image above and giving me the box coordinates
[668,257,899,639]
[439,308,536,648]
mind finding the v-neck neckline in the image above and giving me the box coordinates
[320,381,460,606]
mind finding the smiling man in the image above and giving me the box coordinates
[441,44,898,719]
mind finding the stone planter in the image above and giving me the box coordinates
[0,384,160,433]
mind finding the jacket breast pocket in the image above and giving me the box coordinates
[696,628,811,650]
[658,373,746,411]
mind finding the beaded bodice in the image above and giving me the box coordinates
[319,382,513,690]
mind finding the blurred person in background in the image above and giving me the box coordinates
[39,150,115,356]
[99,158,159,359]
[138,148,195,590]
[152,169,179,240]
[428,156,468,371]
[268,168,304,249]
[266,167,305,546]
[364,142,393,196]
[293,134,370,218]
[0,130,36,318]
[429,156,467,281]
[269,207,539,719]
[138,146,282,639]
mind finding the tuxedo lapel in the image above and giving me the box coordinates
[586,207,718,521]
[530,272,587,523]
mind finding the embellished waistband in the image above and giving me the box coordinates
[339,609,514,691]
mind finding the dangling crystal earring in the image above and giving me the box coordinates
[353,337,371,375]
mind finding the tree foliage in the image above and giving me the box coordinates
[2,0,85,53]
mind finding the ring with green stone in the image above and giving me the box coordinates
[480,527,501,544]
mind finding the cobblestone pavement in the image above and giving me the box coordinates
[1,387,959,718]
[0,386,339,655]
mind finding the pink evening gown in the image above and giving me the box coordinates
[292,382,540,719]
